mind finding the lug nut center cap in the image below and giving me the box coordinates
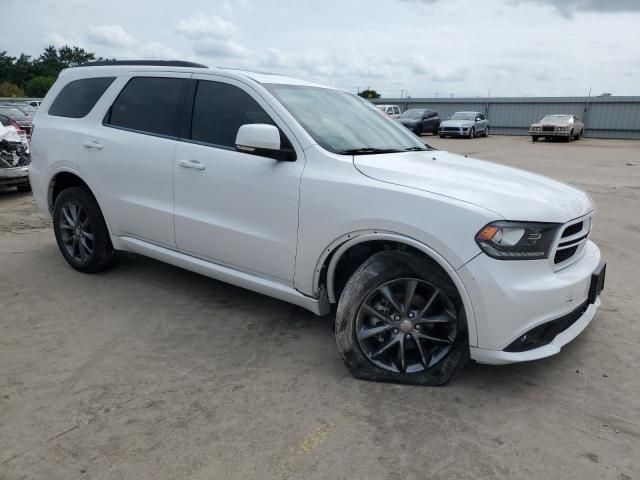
[399,320,413,333]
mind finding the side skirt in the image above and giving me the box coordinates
[115,236,330,316]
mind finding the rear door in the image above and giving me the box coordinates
[79,73,190,249]
[172,75,305,284]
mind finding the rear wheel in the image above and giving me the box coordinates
[53,187,119,273]
[532,136,539,142]
[335,251,468,386]
[484,126,489,137]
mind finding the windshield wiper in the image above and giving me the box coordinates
[404,146,428,151]
[336,147,406,155]
[337,147,403,155]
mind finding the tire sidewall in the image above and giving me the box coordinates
[335,251,469,386]
[52,187,117,273]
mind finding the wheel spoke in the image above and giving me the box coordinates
[82,231,94,241]
[418,313,451,324]
[403,279,417,313]
[397,335,406,373]
[370,335,399,359]
[358,324,392,341]
[412,333,429,368]
[416,288,439,319]
[72,236,79,258]
[62,207,76,228]
[69,203,79,224]
[416,332,452,345]
[60,223,73,231]
[362,304,393,325]
[379,285,402,314]
[80,236,93,255]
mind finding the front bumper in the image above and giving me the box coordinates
[439,128,469,137]
[458,239,602,364]
[0,166,30,186]
[530,129,570,137]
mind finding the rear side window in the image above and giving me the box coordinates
[190,80,275,148]
[48,77,115,118]
[105,77,188,137]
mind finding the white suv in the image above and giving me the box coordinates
[29,61,606,385]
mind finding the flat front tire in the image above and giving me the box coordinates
[335,251,469,386]
[53,186,119,273]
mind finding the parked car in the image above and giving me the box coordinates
[0,113,29,139]
[376,104,401,118]
[439,112,489,138]
[0,123,31,192]
[0,106,32,135]
[27,100,42,108]
[530,115,584,142]
[397,108,440,135]
[29,62,605,386]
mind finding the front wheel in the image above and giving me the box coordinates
[468,128,475,139]
[335,251,469,386]
[53,186,119,273]
[532,136,539,142]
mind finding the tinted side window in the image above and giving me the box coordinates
[0,114,10,126]
[105,77,188,137]
[49,77,115,118]
[190,81,276,148]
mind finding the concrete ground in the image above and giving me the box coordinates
[1,136,639,480]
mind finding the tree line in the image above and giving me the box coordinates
[0,46,111,98]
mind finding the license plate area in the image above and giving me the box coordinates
[588,261,606,304]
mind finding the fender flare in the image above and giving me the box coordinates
[313,230,478,347]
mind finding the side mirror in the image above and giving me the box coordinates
[236,124,280,151]
[475,117,482,122]
[235,123,296,161]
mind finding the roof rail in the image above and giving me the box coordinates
[79,60,208,68]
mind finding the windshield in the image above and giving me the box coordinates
[400,109,424,119]
[450,112,476,121]
[265,84,428,154]
[541,115,572,123]
[0,107,28,117]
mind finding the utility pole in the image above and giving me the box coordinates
[400,89,404,99]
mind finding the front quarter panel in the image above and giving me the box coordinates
[294,146,497,298]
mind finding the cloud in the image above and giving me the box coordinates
[44,32,82,48]
[175,14,234,39]
[138,43,181,60]
[86,24,135,47]
[409,56,468,81]
[192,39,249,58]
[516,0,640,17]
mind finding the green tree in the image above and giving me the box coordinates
[0,81,24,97]
[24,76,56,97]
[357,89,381,99]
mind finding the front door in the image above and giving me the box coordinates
[173,76,305,284]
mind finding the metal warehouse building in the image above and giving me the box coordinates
[373,96,640,139]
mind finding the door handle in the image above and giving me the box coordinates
[178,160,206,171]
[83,140,103,150]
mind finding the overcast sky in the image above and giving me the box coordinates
[3,0,640,97]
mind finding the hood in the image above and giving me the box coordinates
[532,121,571,127]
[440,119,474,128]
[353,150,593,223]
[398,117,419,125]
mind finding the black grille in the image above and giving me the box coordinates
[554,246,578,264]
[504,301,589,352]
[542,126,555,132]
[562,222,583,238]
[442,127,459,132]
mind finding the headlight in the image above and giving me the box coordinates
[556,126,566,131]
[531,126,541,131]
[475,221,561,260]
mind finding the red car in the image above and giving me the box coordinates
[0,106,32,135]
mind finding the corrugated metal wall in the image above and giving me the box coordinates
[373,96,640,139]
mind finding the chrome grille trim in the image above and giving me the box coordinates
[551,213,592,270]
